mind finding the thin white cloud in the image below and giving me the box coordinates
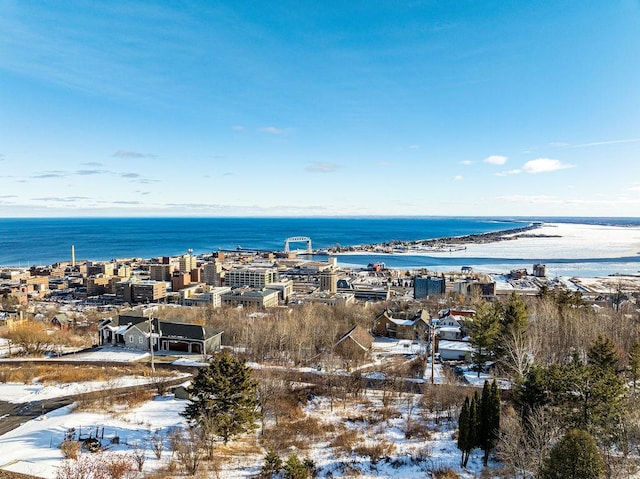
[569,138,640,148]
[376,161,391,167]
[408,145,420,150]
[496,169,522,176]
[460,160,473,166]
[484,155,508,165]
[113,150,156,159]
[232,125,245,131]
[629,184,640,192]
[496,195,560,204]
[522,158,574,174]
[306,162,339,173]
[495,194,640,208]
[452,175,463,181]
[76,169,105,176]
[259,126,292,135]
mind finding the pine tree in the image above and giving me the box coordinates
[495,293,529,371]
[284,454,311,479]
[478,380,501,466]
[468,302,501,377]
[470,391,480,450]
[261,450,283,478]
[538,429,603,479]
[587,335,619,371]
[629,339,640,392]
[501,292,528,334]
[514,364,548,421]
[182,352,260,447]
[457,397,471,467]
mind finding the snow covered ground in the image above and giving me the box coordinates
[0,375,175,404]
[0,389,497,479]
[47,347,151,362]
[0,396,188,478]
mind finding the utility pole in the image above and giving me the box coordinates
[431,323,435,385]
[147,310,155,375]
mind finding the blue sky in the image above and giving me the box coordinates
[1,0,639,217]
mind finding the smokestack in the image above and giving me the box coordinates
[71,244,75,267]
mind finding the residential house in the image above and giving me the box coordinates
[333,324,374,361]
[372,309,430,340]
[51,313,71,329]
[99,313,222,355]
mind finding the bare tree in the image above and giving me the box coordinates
[170,427,205,475]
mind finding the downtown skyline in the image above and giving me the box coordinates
[1,1,639,218]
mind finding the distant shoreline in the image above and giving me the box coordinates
[326,222,546,254]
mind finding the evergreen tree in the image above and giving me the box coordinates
[587,335,619,371]
[629,339,640,392]
[538,429,603,479]
[182,352,260,446]
[284,454,312,479]
[514,364,548,421]
[478,380,501,466]
[495,293,529,371]
[549,348,625,432]
[501,292,528,334]
[468,302,501,377]
[470,391,480,450]
[457,397,471,467]
[261,450,283,478]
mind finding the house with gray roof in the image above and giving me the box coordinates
[99,313,222,355]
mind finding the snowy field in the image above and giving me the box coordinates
[48,347,151,362]
[0,396,189,478]
[0,375,177,404]
[0,389,497,479]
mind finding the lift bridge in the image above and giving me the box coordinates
[283,236,312,254]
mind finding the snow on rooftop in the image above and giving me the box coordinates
[438,340,474,352]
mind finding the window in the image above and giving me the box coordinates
[128,335,134,343]
[139,337,143,344]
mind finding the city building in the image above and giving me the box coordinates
[533,263,547,277]
[220,288,280,308]
[180,285,232,307]
[179,251,197,273]
[225,267,279,288]
[116,280,167,304]
[171,272,191,292]
[303,291,356,306]
[202,260,223,286]
[149,264,172,282]
[413,275,446,299]
[320,270,337,293]
[265,280,294,302]
[87,275,111,296]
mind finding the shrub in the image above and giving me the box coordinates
[284,454,313,479]
[330,429,360,453]
[354,441,396,464]
[404,420,431,440]
[60,440,80,459]
[261,450,283,478]
[431,467,460,479]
